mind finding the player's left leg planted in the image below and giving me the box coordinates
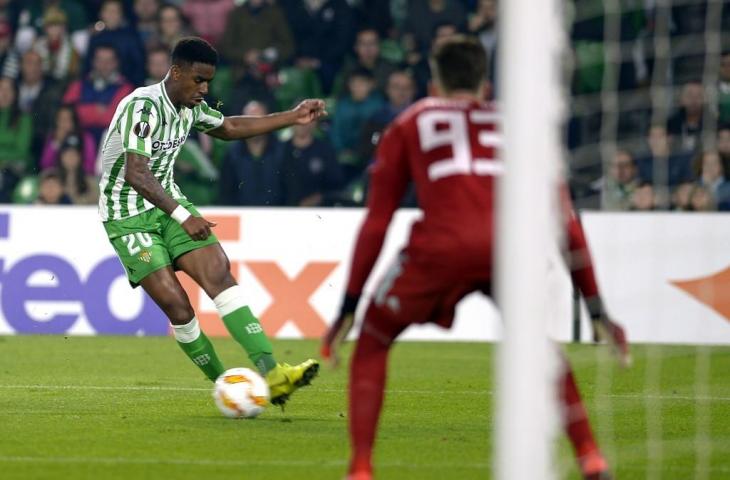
[348,310,405,480]
[558,356,611,480]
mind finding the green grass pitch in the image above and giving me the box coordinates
[0,336,728,479]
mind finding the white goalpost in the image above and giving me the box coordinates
[495,0,565,478]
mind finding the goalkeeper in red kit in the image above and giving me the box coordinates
[321,35,630,480]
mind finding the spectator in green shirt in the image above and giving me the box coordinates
[0,77,32,202]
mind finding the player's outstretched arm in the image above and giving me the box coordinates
[125,152,216,240]
[321,294,359,367]
[207,99,327,141]
[562,189,631,367]
[321,125,410,367]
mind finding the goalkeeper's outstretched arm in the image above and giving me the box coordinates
[562,186,631,367]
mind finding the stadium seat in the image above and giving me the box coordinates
[275,66,324,111]
[12,175,39,204]
[209,65,234,111]
[574,41,605,94]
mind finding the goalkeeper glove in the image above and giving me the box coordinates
[586,296,631,368]
[321,294,360,368]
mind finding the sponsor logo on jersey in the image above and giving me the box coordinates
[152,134,188,152]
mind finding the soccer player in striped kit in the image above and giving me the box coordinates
[99,37,325,406]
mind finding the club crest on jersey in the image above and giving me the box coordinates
[138,250,152,263]
[133,121,151,138]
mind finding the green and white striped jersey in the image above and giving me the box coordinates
[98,81,224,221]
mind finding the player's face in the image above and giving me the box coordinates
[173,62,215,108]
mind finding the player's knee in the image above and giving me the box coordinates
[159,299,195,325]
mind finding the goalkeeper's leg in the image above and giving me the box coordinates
[348,310,406,479]
[558,355,610,479]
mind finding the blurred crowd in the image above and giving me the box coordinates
[570,0,730,211]
[0,0,727,212]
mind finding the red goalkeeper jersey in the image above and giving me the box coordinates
[346,97,598,299]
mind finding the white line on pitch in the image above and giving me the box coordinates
[0,455,489,470]
[1,385,728,402]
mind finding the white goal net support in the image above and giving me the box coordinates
[496,0,728,479]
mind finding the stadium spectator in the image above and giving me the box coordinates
[0,77,32,202]
[693,150,730,210]
[0,0,19,31]
[331,67,385,182]
[218,101,285,206]
[30,6,80,82]
[667,81,711,153]
[181,0,235,47]
[279,0,355,94]
[218,0,294,79]
[601,149,640,211]
[719,52,730,125]
[63,45,134,143]
[13,0,89,55]
[688,184,715,211]
[468,0,498,89]
[222,55,278,116]
[173,139,220,206]
[672,182,695,211]
[351,0,392,39]
[406,21,461,99]
[631,182,658,211]
[281,120,343,206]
[718,126,730,172]
[35,167,71,204]
[40,104,97,175]
[332,27,398,97]
[636,124,693,189]
[0,21,20,79]
[402,0,466,54]
[145,44,170,85]
[16,49,64,157]
[357,69,416,167]
[156,4,192,51]
[85,0,146,86]
[56,141,98,204]
[670,1,709,85]
[133,0,161,49]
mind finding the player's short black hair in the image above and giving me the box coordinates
[431,35,487,93]
[171,37,218,67]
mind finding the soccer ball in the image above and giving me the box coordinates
[213,368,270,419]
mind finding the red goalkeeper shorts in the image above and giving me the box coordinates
[363,251,491,330]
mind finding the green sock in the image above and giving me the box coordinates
[221,306,277,375]
[213,286,277,374]
[173,318,225,381]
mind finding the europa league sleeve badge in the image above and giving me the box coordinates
[133,121,152,138]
